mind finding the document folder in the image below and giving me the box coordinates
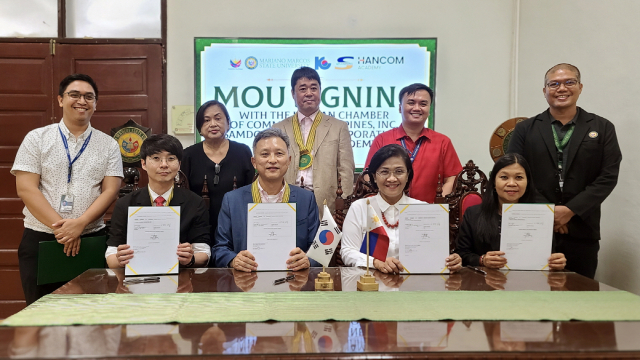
[37,235,107,285]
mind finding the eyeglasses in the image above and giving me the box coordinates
[214,163,220,185]
[546,79,579,89]
[376,168,408,179]
[147,155,179,165]
[64,91,96,102]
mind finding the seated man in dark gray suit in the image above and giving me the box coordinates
[106,134,211,269]
[213,128,319,271]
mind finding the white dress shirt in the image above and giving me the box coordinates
[340,193,424,267]
[257,180,286,203]
[295,110,319,191]
[11,119,123,234]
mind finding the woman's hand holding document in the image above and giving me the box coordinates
[399,204,457,274]
[499,204,557,270]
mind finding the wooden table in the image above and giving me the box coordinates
[1,267,639,359]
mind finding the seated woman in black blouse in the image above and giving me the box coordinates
[182,100,254,252]
[455,153,566,270]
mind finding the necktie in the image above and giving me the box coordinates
[154,196,165,207]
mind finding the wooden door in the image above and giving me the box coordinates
[0,43,54,318]
[0,42,163,318]
[54,44,164,135]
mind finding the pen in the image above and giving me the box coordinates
[466,265,487,276]
[123,276,161,285]
[273,274,295,285]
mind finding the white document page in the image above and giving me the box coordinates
[500,203,555,271]
[399,204,450,274]
[126,206,180,276]
[247,203,296,271]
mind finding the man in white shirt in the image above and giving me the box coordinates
[12,74,123,304]
[273,67,355,218]
[106,134,211,269]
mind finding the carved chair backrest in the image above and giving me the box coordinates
[174,170,189,190]
[434,159,488,253]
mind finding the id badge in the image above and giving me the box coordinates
[59,194,74,213]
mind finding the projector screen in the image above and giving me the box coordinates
[195,38,437,168]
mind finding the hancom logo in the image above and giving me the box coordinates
[315,57,331,70]
[335,56,354,70]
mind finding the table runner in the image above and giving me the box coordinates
[3,291,640,326]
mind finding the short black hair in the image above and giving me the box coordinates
[398,83,433,104]
[475,153,539,244]
[140,134,184,162]
[195,100,231,133]
[59,74,99,100]
[291,66,321,89]
[366,144,414,191]
[544,63,581,85]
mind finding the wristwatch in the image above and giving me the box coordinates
[185,254,196,268]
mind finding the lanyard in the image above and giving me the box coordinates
[58,126,92,183]
[551,124,575,152]
[400,137,424,163]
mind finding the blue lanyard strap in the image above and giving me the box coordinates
[58,126,92,183]
[400,137,423,163]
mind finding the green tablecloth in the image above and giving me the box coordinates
[3,291,640,327]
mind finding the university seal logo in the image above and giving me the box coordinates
[111,119,152,166]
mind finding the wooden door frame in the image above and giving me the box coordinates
[0,0,168,133]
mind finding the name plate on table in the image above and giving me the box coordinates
[247,203,296,271]
[500,203,554,271]
[399,204,450,274]
[126,206,180,276]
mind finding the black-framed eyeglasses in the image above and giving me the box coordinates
[64,91,96,102]
[546,79,579,89]
[214,163,220,185]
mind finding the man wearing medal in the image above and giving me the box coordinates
[213,128,320,271]
[365,83,462,203]
[508,63,622,279]
[11,74,123,304]
[273,67,355,219]
[106,134,211,269]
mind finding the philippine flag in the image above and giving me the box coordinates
[307,204,342,267]
[359,200,390,262]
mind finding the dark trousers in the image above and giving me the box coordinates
[18,227,106,305]
[554,234,600,279]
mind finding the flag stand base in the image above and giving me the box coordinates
[315,271,334,291]
[357,274,379,291]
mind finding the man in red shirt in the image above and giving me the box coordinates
[365,83,462,203]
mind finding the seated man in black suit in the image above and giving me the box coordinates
[106,134,211,269]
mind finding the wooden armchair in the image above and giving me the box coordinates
[330,173,378,266]
[174,170,190,190]
[434,160,488,253]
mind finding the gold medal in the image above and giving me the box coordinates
[299,152,313,170]
[291,112,323,170]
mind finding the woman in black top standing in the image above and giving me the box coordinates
[182,100,254,258]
